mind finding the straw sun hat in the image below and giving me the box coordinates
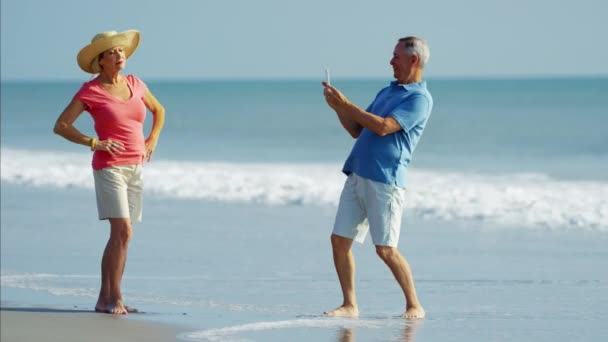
[77,30,140,74]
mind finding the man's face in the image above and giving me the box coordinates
[390,41,413,82]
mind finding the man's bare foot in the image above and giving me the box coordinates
[402,306,425,319]
[324,304,359,317]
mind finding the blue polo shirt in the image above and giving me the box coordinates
[342,81,433,188]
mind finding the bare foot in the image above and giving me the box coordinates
[324,305,359,317]
[402,306,425,319]
[95,300,128,315]
[94,299,106,313]
[107,301,128,315]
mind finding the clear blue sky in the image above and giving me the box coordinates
[2,0,607,80]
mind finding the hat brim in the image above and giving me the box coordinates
[77,30,140,74]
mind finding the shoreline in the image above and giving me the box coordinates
[0,306,186,342]
[2,183,608,341]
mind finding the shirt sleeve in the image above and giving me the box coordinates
[388,94,431,132]
[127,74,148,97]
[73,83,94,110]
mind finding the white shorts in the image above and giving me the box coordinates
[333,173,406,247]
[93,164,143,223]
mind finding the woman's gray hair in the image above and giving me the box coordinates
[89,51,105,74]
[399,36,430,67]
[90,58,101,74]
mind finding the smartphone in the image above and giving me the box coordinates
[324,67,331,85]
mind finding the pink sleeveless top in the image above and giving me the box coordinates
[74,74,148,170]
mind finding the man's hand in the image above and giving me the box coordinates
[322,82,351,111]
[322,82,363,138]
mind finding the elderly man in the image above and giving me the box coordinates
[322,36,432,318]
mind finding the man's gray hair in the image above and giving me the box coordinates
[399,36,430,68]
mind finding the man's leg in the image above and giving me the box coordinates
[376,246,425,318]
[96,218,132,315]
[325,234,359,317]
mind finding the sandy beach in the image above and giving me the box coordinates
[1,307,182,342]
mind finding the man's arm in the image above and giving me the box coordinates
[341,104,402,137]
[323,82,401,137]
[322,82,362,138]
[334,107,363,138]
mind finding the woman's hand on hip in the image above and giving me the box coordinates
[94,139,125,157]
[144,136,158,162]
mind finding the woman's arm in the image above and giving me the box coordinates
[142,89,165,161]
[53,98,93,147]
[53,98,124,156]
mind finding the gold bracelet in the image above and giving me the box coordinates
[90,137,97,151]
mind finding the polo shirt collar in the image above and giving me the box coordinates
[390,80,426,91]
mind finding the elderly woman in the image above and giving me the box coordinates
[54,30,165,315]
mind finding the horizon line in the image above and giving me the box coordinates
[1,74,607,83]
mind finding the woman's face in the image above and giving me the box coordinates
[98,46,126,73]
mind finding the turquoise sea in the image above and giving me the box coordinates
[2,78,608,341]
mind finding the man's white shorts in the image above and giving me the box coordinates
[333,173,406,247]
[93,164,143,223]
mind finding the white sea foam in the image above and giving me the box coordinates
[2,147,607,230]
[181,318,385,342]
[0,272,293,314]
[0,273,99,298]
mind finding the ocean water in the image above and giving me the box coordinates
[2,78,608,341]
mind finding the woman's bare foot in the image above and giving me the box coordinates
[324,304,359,317]
[107,300,128,315]
[95,300,128,315]
[403,305,425,319]
[94,299,107,313]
